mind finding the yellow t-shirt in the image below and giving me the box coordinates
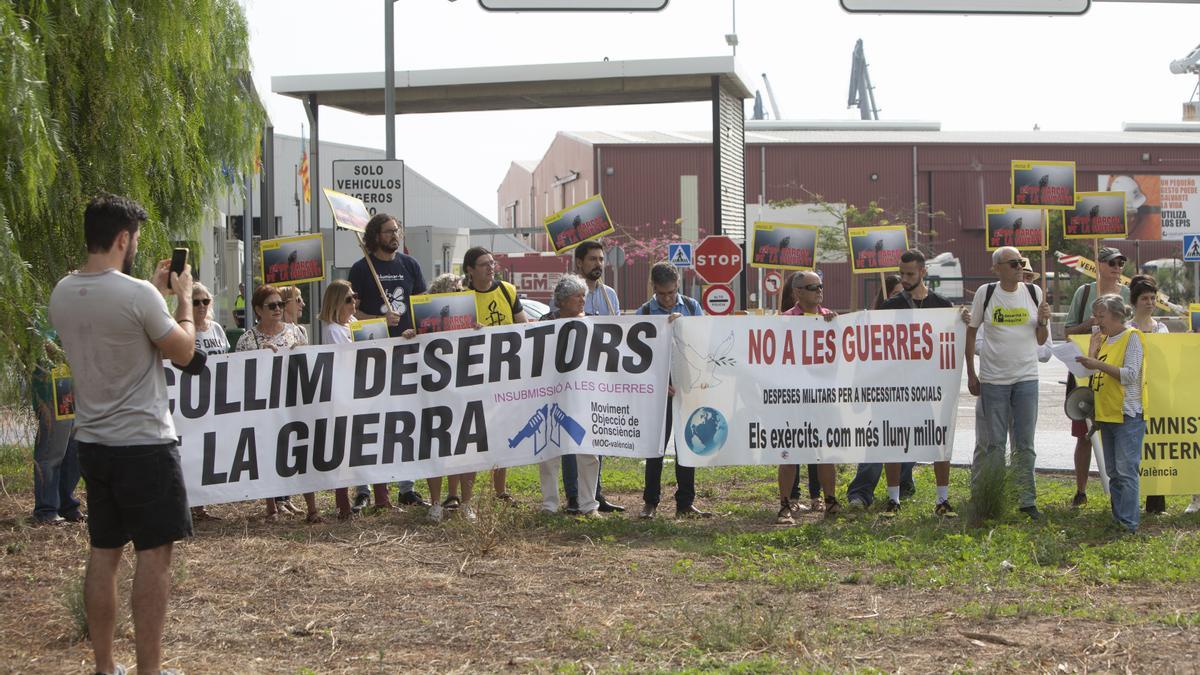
[473,281,521,327]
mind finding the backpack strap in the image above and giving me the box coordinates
[683,296,701,316]
[981,282,998,315]
[638,302,651,316]
[1024,282,1040,307]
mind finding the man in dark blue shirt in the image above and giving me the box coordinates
[636,262,712,520]
[347,212,429,507]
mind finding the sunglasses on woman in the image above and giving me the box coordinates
[344,294,359,304]
[192,298,211,307]
[263,301,285,311]
[1106,258,1127,268]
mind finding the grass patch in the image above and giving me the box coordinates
[0,444,32,494]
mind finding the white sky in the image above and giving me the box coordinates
[244,0,1200,221]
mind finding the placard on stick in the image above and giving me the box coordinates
[260,233,326,285]
[543,195,615,254]
[1012,160,1076,208]
[51,365,74,421]
[411,292,478,334]
[985,205,1048,251]
[749,222,818,270]
[1064,192,1127,239]
[847,225,908,273]
[349,318,390,342]
[322,188,372,233]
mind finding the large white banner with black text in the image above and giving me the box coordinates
[671,310,964,467]
[167,317,671,506]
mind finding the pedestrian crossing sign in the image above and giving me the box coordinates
[1184,235,1200,263]
[669,242,694,268]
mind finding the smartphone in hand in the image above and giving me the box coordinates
[168,248,189,289]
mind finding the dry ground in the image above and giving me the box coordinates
[3,463,1200,674]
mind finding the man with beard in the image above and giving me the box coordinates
[348,212,429,508]
[847,250,963,518]
[550,240,625,513]
[50,194,198,675]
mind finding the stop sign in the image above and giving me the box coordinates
[694,236,743,284]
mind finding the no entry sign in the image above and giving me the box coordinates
[694,236,743,284]
[702,284,735,315]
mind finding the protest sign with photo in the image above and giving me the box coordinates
[1064,192,1127,239]
[165,316,671,506]
[986,205,1048,251]
[349,318,389,342]
[411,291,478,334]
[847,225,908,273]
[51,365,74,421]
[671,310,964,468]
[260,233,325,285]
[1097,174,1200,240]
[322,188,372,233]
[749,222,818,270]
[1012,160,1076,207]
[543,195,615,253]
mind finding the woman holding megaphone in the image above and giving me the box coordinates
[1075,294,1146,535]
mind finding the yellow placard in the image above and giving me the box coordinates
[985,204,1048,252]
[259,233,326,286]
[1011,159,1076,208]
[322,188,372,233]
[542,195,615,254]
[51,364,74,421]
[749,221,818,271]
[846,225,908,274]
[1063,191,1128,239]
[349,317,389,342]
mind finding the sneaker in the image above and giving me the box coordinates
[776,503,795,525]
[427,504,444,523]
[1186,496,1200,514]
[639,503,658,520]
[824,497,842,518]
[34,514,67,526]
[847,496,867,511]
[580,509,604,519]
[880,499,900,518]
[934,500,959,518]
[351,492,370,514]
[461,504,477,521]
[61,511,88,523]
[1019,505,1042,522]
[597,499,625,513]
[1071,492,1088,509]
[676,505,714,519]
[564,497,581,515]
[398,490,431,507]
[442,496,461,511]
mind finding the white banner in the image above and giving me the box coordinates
[671,310,965,466]
[167,317,671,506]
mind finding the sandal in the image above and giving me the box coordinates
[495,492,516,503]
[442,496,461,510]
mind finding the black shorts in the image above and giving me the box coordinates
[78,441,193,551]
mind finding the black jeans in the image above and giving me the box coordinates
[789,464,822,500]
[644,396,695,509]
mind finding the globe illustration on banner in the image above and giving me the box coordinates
[684,407,728,456]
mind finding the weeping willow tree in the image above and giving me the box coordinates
[0,1,263,395]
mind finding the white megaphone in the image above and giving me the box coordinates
[1064,387,1097,436]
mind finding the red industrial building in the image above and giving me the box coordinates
[497,121,1200,311]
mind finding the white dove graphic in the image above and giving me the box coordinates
[674,331,735,390]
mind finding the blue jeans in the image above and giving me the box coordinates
[561,455,604,504]
[846,462,916,506]
[974,379,1039,508]
[1098,414,1144,533]
[32,406,81,521]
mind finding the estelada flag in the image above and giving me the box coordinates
[299,151,310,204]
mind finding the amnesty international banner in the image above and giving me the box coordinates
[167,316,671,506]
[671,310,964,467]
[1137,334,1200,495]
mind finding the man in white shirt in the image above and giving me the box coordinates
[966,246,1051,521]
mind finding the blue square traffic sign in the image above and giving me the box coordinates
[668,242,694,268]
[1184,235,1200,263]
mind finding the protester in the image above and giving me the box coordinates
[1075,294,1145,534]
[30,323,82,525]
[1063,247,1130,508]
[278,285,309,343]
[409,272,471,523]
[552,240,626,514]
[1127,275,1173,514]
[874,273,902,309]
[778,270,840,522]
[49,194,196,675]
[461,246,527,510]
[318,279,379,521]
[536,274,595,514]
[233,281,246,329]
[348,212,428,508]
[190,282,227,522]
[236,284,323,523]
[966,246,1051,521]
[849,250,961,518]
[779,272,820,513]
[636,262,712,520]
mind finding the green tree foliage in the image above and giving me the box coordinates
[0,1,263,393]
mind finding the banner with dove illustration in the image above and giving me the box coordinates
[670,310,965,467]
[166,316,671,506]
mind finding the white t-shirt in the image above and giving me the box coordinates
[49,269,178,444]
[195,320,229,355]
[322,321,352,345]
[969,282,1043,385]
